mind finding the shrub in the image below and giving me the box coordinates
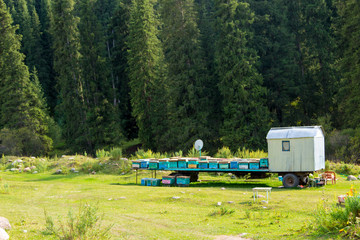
[214,147,233,158]
[110,147,122,161]
[44,203,113,240]
[209,207,235,216]
[0,128,52,156]
[312,186,360,239]
[234,147,268,158]
[96,149,109,159]
[186,147,209,158]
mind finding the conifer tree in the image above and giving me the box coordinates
[110,0,138,139]
[285,0,337,124]
[248,0,301,126]
[214,0,270,151]
[78,0,122,151]
[50,0,87,151]
[0,0,52,155]
[337,0,360,128]
[159,0,216,151]
[127,0,167,150]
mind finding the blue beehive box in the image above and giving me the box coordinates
[230,160,239,169]
[249,162,259,170]
[199,161,209,169]
[168,160,178,168]
[158,159,169,170]
[209,160,219,169]
[140,159,150,169]
[176,176,190,186]
[141,178,150,186]
[178,159,187,168]
[259,158,269,168]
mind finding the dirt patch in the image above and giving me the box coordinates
[215,234,251,240]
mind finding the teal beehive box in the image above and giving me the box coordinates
[176,176,190,186]
[259,158,269,168]
[148,160,159,170]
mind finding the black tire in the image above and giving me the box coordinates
[282,173,299,188]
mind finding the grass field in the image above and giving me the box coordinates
[0,170,355,239]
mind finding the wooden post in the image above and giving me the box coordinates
[136,169,138,184]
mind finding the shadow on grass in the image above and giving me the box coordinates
[189,181,274,188]
[26,173,84,182]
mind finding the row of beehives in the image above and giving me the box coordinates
[141,176,190,187]
[132,157,269,170]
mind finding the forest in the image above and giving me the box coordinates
[0,0,359,161]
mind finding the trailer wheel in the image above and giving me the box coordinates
[282,173,299,188]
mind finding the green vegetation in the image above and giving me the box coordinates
[2,0,360,163]
[44,203,112,240]
[311,185,360,239]
[1,157,360,239]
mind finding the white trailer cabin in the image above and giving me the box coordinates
[266,126,325,173]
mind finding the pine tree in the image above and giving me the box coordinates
[127,0,167,150]
[50,0,87,151]
[110,0,138,139]
[214,0,270,151]
[247,0,301,126]
[159,0,216,151]
[285,0,337,124]
[78,0,122,151]
[0,0,52,155]
[337,0,360,128]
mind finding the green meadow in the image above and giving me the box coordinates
[0,169,355,239]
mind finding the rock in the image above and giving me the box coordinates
[74,171,79,173]
[91,171,96,175]
[30,166,36,170]
[115,197,126,200]
[227,201,234,204]
[261,200,268,204]
[55,169,62,174]
[11,159,22,165]
[0,228,9,240]
[23,167,31,172]
[70,168,76,172]
[172,196,180,199]
[0,217,11,230]
[32,171,38,174]
[108,198,113,201]
[10,168,18,172]
[221,187,226,190]
[347,175,357,181]
[230,175,236,179]
[23,230,27,233]
[68,157,74,160]
[217,202,222,206]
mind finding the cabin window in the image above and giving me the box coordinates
[282,141,290,151]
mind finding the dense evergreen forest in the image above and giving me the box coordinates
[0,0,359,161]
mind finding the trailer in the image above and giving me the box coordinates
[132,126,325,188]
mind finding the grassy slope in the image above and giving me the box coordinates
[0,171,354,240]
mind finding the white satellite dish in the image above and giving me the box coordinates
[194,139,203,151]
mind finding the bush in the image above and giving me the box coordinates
[110,147,122,161]
[0,128,52,156]
[44,203,113,240]
[96,149,109,159]
[312,186,360,239]
[186,147,208,158]
[214,147,233,158]
[234,147,267,158]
